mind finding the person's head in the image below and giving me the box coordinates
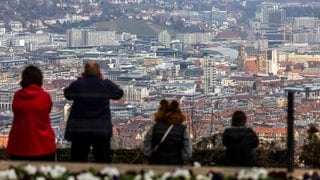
[83,60,101,77]
[154,99,169,122]
[231,110,247,126]
[166,100,186,124]
[20,65,43,88]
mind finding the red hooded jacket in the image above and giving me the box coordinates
[6,84,56,156]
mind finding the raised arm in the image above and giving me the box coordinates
[104,79,124,100]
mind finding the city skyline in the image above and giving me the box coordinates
[0,0,319,160]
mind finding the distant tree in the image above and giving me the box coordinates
[299,125,320,168]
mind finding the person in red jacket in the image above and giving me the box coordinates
[6,65,56,161]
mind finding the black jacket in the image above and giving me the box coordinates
[150,121,186,165]
[64,75,123,141]
[222,126,259,167]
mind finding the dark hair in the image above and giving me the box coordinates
[20,65,43,88]
[231,110,247,126]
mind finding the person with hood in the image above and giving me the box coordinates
[222,110,259,166]
[6,65,56,161]
[142,99,192,165]
[64,60,123,163]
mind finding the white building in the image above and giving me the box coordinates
[203,56,217,94]
[294,17,318,29]
[85,31,119,46]
[66,28,83,47]
[176,33,211,45]
[123,85,149,102]
[266,49,279,75]
[158,30,171,48]
[67,28,119,47]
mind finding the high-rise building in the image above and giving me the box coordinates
[176,33,211,44]
[123,84,149,102]
[85,31,118,46]
[158,30,171,48]
[67,28,119,47]
[266,49,278,75]
[66,28,84,47]
[203,56,216,94]
[260,2,285,26]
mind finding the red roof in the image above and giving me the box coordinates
[245,60,258,72]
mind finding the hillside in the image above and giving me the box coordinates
[92,18,176,36]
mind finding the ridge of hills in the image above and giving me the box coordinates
[92,18,177,37]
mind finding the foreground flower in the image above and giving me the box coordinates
[23,164,37,175]
[77,172,100,180]
[160,172,171,180]
[50,165,67,178]
[0,169,18,179]
[237,167,268,180]
[172,168,191,179]
[39,165,67,179]
[100,166,120,177]
[0,164,296,180]
[143,170,156,180]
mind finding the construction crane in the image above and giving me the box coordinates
[283,22,293,43]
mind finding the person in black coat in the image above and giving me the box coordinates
[142,100,192,165]
[222,110,259,167]
[64,60,123,163]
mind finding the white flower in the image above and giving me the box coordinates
[172,168,191,179]
[24,164,37,175]
[144,170,155,180]
[35,177,46,180]
[77,172,100,180]
[133,174,142,180]
[196,174,210,180]
[0,169,18,180]
[100,167,120,177]
[39,165,53,176]
[103,177,110,180]
[67,176,76,180]
[193,161,201,168]
[160,172,172,180]
[50,165,67,178]
[237,168,268,180]
[255,167,268,179]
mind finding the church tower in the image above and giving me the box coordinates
[236,44,246,72]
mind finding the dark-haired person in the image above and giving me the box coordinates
[64,60,123,163]
[6,65,56,161]
[222,110,259,167]
[142,100,192,165]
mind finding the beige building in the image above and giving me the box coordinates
[123,85,149,102]
[143,57,163,66]
[287,53,320,63]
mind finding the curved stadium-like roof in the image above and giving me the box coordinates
[200,46,238,60]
